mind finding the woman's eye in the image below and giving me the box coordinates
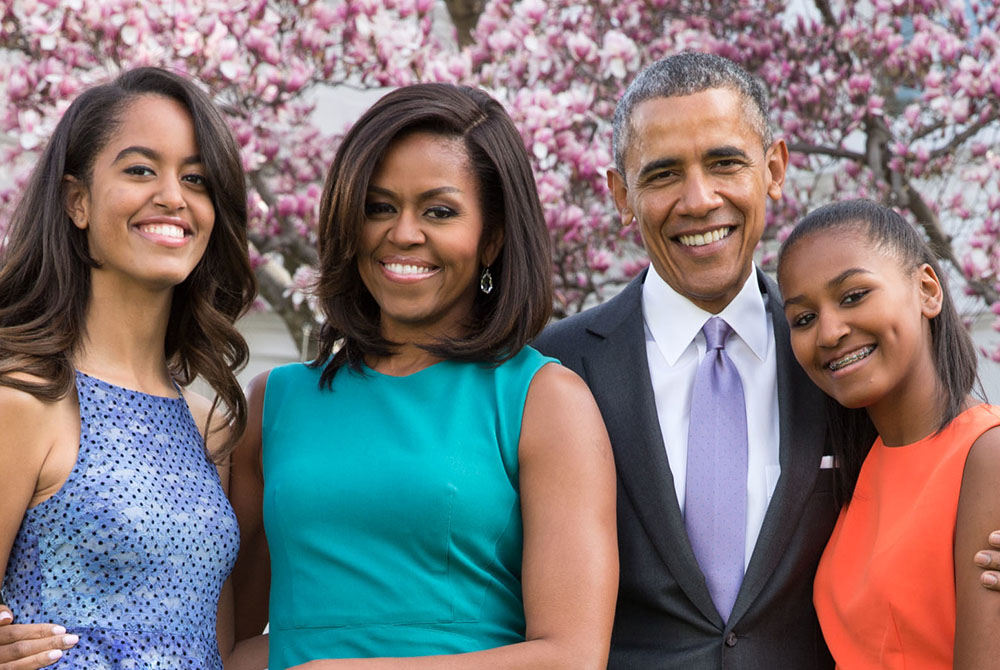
[124,165,155,177]
[842,289,868,305]
[364,202,395,217]
[425,205,457,220]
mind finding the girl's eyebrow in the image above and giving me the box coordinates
[783,267,872,307]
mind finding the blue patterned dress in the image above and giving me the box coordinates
[1,372,239,669]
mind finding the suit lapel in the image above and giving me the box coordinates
[729,270,827,625]
[582,274,723,626]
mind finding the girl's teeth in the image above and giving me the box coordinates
[829,346,875,371]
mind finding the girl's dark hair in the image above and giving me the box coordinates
[312,83,552,386]
[0,67,255,457]
[778,198,979,502]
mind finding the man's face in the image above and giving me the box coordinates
[609,87,788,313]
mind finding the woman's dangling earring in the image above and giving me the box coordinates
[479,266,493,294]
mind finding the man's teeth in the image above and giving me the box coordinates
[679,227,733,247]
[139,224,185,239]
[829,346,875,371]
[384,262,435,276]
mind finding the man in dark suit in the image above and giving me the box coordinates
[534,53,838,668]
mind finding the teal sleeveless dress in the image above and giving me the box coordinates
[262,346,555,669]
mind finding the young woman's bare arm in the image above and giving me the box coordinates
[0,386,80,669]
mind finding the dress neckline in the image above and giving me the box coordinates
[75,370,184,401]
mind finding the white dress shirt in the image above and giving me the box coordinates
[642,265,781,569]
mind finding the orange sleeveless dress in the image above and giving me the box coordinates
[813,404,1000,669]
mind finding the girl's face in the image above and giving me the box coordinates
[357,131,500,343]
[65,94,215,292]
[777,226,943,413]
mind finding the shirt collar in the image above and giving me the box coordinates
[641,264,770,365]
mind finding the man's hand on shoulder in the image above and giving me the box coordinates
[974,532,1000,590]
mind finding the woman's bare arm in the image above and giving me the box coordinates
[289,363,618,670]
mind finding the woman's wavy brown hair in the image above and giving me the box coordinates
[0,67,255,457]
[312,83,553,387]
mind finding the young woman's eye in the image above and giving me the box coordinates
[842,289,869,305]
[182,173,209,188]
[425,205,457,220]
[124,165,155,177]
[364,202,395,217]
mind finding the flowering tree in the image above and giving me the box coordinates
[2,0,999,357]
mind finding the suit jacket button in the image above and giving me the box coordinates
[725,632,738,647]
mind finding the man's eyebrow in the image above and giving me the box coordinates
[783,268,873,308]
[636,146,751,181]
[637,157,680,181]
[705,146,750,160]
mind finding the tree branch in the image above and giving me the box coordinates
[928,111,1000,161]
[444,0,485,47]
[786,142,865,161]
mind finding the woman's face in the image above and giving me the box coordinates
[778,226,942,412]
[65,94,215,292]
[357,131,498,343]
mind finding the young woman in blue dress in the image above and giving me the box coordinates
[0,67,262,669]
[228,83,619,670]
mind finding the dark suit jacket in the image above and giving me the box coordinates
[534,269,838,669]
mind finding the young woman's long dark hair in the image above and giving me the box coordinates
[0,67,255,456]
[778,198,980,502]
[312,83,553,388]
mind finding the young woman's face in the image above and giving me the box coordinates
[65,94,215,291]
[357,131,499,343]
[777,226,942,411]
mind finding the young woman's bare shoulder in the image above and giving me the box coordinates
[182,388,233,452]
[0,382,72,459]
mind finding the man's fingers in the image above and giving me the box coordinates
[975,549,1000,571]
[990,531,1000,548]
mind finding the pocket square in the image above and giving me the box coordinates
[820,455,837,469]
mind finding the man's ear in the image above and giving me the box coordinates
[765,138,789,202]
[63,175,90,230]
[607,168,634,228]
[918,263,944,319]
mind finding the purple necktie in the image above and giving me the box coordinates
[685,316,748,622]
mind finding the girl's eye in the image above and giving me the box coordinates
[425,205,457,220]
[790,312,815,328]
[364,202,395,217]
[842,289,869,305]
[124,165,155,177]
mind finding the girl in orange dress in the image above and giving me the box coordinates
[776,198,1000,670]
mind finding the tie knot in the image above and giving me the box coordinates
[702,317,733,351]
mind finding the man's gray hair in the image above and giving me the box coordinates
[612,52,774,174]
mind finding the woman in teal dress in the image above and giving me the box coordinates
[228,83,618,669]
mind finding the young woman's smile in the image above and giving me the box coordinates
[65,94,214,292]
